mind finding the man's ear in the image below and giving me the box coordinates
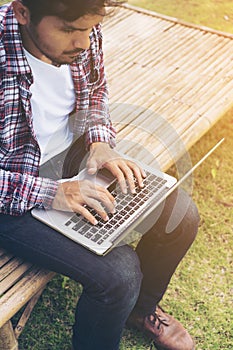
[12,0,30,25]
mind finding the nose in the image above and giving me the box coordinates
[73,32,90,50]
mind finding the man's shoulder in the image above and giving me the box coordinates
[0,2,12,29]
[0,2,14,45]
[0,4,11,69]
[0,3,23,73]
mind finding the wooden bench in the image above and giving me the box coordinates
[2,4,233,349]
[0,248,55,350]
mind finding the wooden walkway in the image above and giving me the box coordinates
[103,4,233,170]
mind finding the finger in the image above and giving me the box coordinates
[84,184,116,214]
[80,182,116,210]
[85,198,109,222]
[74,204,99,225]
[94,186,116,214]
[119,163,136,194]
[105,163,128,194]
[81,183,116,215]
[128,163,147,188]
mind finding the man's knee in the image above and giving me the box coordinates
[160,188,200,245]
[169,188,200,235]
[137,188,200,243]
[95,245,142,308]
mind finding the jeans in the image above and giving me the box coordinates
[0,138,200,350]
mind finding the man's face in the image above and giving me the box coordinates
[21,12,105,65]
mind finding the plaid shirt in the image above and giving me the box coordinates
[0,3,116,216]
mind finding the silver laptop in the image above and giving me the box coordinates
[31,139,224,255]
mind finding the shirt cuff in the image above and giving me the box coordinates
[34,177,59,209]
[85,124,116,149]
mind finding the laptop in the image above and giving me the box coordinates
[31,139,224,255]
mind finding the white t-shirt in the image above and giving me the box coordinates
[24,49,76,164]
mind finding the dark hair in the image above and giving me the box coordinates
[21,0,124,24]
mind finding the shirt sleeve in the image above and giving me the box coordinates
[85,24,116,148]
[0,169,58,216]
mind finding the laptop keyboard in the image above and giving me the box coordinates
[64,171,168,246]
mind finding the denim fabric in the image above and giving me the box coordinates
[0,212,142,350]
[0,137,200,350]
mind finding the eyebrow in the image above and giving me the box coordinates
[62,22,90,31]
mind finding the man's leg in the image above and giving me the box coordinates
[0,136,142,350]
[127,188,200,350]
[0,213,142,350]
[62,137,200,313]
[136,187,200,312]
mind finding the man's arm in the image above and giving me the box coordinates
[53,25,145,223]
[0,169,58,216]
[85,24,116,148]
[83,25,146,193]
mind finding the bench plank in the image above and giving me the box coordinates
[0,261,32,296]
[0,254,14,270]
[0,266,55,328]
[103,5,233,169]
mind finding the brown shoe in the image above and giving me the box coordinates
[126,305,195,350]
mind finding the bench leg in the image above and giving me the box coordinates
[14,288,44,339]
[0,321,18,350]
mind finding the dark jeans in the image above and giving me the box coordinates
[0,138,200,350]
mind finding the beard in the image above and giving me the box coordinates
[23,24,85,66]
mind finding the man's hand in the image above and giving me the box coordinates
[52,142,146,225]
[52,179,116,225]
[86,142,146,194]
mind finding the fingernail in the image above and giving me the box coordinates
[88,168,96,175]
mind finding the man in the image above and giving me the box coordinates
[0,1,200,349]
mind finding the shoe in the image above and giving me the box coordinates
[126,305,195,350]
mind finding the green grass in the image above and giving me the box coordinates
[1,0,232,349]
[129,0,233,33]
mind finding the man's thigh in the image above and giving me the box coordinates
[136,187,199,239]
[0,212,140,292]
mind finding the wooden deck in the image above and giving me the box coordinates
[103,4,233,170]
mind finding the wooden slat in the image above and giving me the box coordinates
[103,5,233,170]
[0,253,14,269]
[14,288,45,339]
[0,262,32,295]
[0,257,25,281]
[0,266,55,328]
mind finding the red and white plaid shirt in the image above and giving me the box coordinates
[0,3,116,216]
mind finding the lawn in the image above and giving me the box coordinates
[1,1,232,349]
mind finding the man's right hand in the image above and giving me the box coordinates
[52,180,116,225]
